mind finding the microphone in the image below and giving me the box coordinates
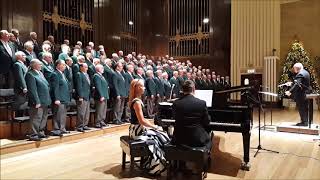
[169,84,175,100]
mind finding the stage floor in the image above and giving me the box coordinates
[1,109,320,179]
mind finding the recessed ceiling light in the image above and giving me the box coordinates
[203,18,209,24]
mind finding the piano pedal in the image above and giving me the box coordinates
[240,162,250,171]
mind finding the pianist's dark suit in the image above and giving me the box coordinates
[172,94,212,149]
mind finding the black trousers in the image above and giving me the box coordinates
[296,98,308,123]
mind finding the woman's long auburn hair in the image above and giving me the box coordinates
[128,79,143,107]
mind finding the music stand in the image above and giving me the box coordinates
[307,94,320,146]
[244,91,279,157]
[259,91,279,130]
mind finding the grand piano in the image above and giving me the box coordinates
[155,86,254,171]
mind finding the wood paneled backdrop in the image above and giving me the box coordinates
[0,0,231,75]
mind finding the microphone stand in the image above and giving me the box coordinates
[169,84,175,100]
[244,90,279,157]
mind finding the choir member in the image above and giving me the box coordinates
[0,30,15,88]
[25,59,51,141]
[12,51,28,113]
[75,63,91,132]
[112,62,126,125]
[93,64,109,128]
[29,32,40,57]
[145,70,157,118]
[51,60,71,136]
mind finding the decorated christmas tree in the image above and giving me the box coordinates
[315,56,320,86]
[278,41,320,97]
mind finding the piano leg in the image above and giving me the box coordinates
[241,131,251,171]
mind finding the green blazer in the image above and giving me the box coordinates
[75,72,91,101]
[85,59,96,79]
[41,61,55,81]
[93,73,109,100]
[170,77,180,95]
[25,70,52,106]
[50,70,70,104]
[24,51,37,66]
[146,77,157,97]
[64,66,74,92]
[58,53,69,61]
[71,55,78,64]
[12,61,28,93]
[112,71,126,97]
[122,71,134,97]
[103,64,115,90]
[177,76,185,90]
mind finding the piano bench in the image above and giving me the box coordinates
[120,136,151,170]
[164,144,211,179]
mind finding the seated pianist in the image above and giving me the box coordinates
[171,80,212,150]
[128,79,170,176]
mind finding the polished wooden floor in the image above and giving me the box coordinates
[1,109,320,179]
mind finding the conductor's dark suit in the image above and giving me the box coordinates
[172,94,212,149]
[289,69,311,124]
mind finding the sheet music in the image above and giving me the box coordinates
[159,102,173,106]
[194,90,213,107]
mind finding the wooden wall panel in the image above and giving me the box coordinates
[0,0,43,42]
[230,0,280,99]
[94,0,121,56]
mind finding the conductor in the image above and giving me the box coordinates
[285,63,311,126]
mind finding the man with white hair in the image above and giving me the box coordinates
[102,58,115,97]
[154,69,165,109]
[38,43,51,59]
[84,52,96,78]
[0,30,15,88]
[76,41,84,55]
[170,71,180,98]
[72,55,86,79]
[58,44,70,61]
[88,42,98,58]
[162,72,171,101]
[122,63,134,122]
[118,50,124,60]
[145,70,157,118]
[24,40,37,66]
[25,59,51,141]
[12,51,28,112]
[112,62,126,125]
[41,52,54,81]
[134,67,145,79]
[285,63,311,126]
[29,32,40,57]
[92,58,100,66]
[93,64,109,128]
[111,53,119,68]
